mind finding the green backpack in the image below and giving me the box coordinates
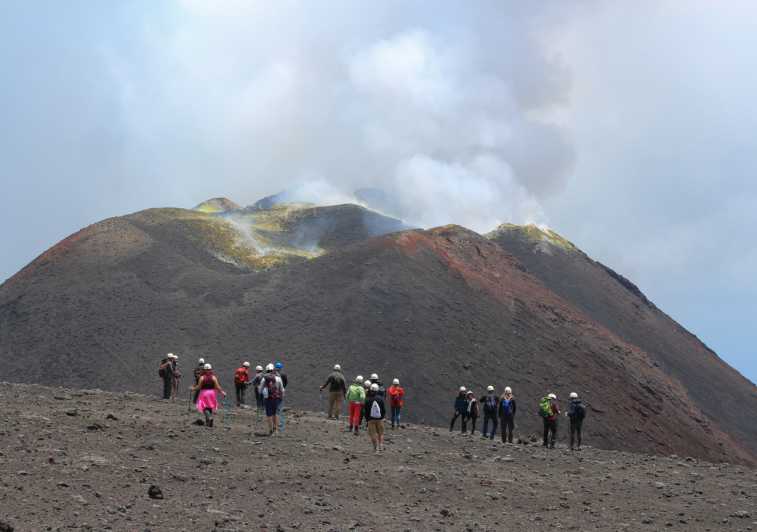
[539,397,552,418]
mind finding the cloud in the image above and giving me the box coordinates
[106,2,575,232]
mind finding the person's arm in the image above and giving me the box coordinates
[213,376,226,396]
[512,399,517,416]
[320,376,332,391]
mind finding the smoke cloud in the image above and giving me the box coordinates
[110,1,575,231]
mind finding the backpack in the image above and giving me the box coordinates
[158,364,167,379]
[469,399,479,417]
[263,374,282,400]
[573,401,586,420]
[539,397,552,418]
[370,400,381,419]
[501,398,513,416]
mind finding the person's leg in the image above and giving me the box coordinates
[543,418,549,447]
[277,399,284,432]
[482,415,489,437]
[490,414,498,440]
[378,422,385,451]
[328,392,337,418]
[240,384,246,406]
[549,420,557,448]
[368,421,378,451]
[461,414,468,433]
[235,384,241,407]
[576,419,582,449]
[507,417,515,443]
[470,416,477,435]
[163,377,172,399]
[569,419,575,449]
[450,412,459,431]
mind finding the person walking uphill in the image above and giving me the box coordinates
[234,361,251,407]
[540,393,560,448]
[480,386,498,440]
[320,364,347,420]
[346,375,366,434]
[364,383,386,453]
[251,365,264,418]
[499,386,517,443]
[567,392,586,450]
[158,353,177,399]
[450,387,468,432]
[274,362,287,432]
[259,363,284,435]
[169,354,181,400]
[191,364,226,427]
[387,378,405,429]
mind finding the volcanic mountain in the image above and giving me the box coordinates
[1,198,755,465]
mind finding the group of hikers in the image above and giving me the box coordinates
[450,386,587,451]
[159,356,586,452]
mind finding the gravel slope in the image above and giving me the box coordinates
[0,384,755,532]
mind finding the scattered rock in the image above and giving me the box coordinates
[0,520,13,532]
[731,510,750,519]
[147,485,164,500]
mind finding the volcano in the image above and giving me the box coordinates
[1,198,755,465]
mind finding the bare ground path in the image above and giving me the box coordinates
[0,384,755,531]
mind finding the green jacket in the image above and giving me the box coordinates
[346,383,366,403]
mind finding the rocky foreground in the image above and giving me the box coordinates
[0,384,755,532]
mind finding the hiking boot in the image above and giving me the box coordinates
[208,418,214,428]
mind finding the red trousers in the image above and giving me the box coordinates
[349,402,362,427]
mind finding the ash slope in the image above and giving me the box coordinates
[0,384,755,532]
[488,224,757,466]
[0,202,756,465]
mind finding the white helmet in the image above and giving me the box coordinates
[266,363,275,371]
[334,364,342,371]
[548,393,557,400]
[392,378,400,385]
[166,353,175,359]
[364,380,372,388]
[487,385,494,392]
[370,373,379,381]
[356,375,364,383]
[203,363,212,370]
[459,386,466,393]
[255,365,263,372]
[242,361,250,367]
[370,383,379,392]
[198,358,205,364]
[504,386,512,394]
[569,392,579,399]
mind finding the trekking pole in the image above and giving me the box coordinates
[187,387,193,413]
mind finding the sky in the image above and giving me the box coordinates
[1,1,755,383]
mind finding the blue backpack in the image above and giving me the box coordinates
[501,399,513,416]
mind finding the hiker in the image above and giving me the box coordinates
[567,392,586,450]
[387,378,405,429]
[369,373,386,399]
[319,364,347,420]
[346,375,366,434]
[251,365,264,417]
[191,363,226,427]
[499,386,517,443]
[191,357,205,403]
[464,391,479,435]
[158,354,173,399]
[480,386,498,440]
[540,393,560,448]
[169,354,181,400]
[359,379,372,427]
[274,362,287,431]
[449,386,468,432]
[233,361,251,407]
[364,383,386,453]
[258,363,284,435]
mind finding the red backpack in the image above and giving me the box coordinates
[264,374,282,400]
[234,367,248,385]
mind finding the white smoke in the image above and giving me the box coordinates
[110,2,576,232]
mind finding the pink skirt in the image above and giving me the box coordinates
[196,389,219,413]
